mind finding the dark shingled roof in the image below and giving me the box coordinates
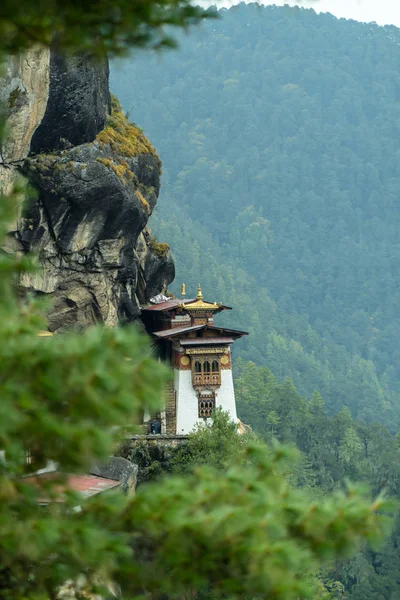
[153,324,205,338]
[207,325,248,336]
[180,337,235,346]
[153,324,248,340]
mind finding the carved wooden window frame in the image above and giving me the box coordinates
[191,356,221,387]
[198,392,216,418]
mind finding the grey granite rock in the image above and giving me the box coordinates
[1,47,175,332]
[30,52,111,154]
[0,46,50,196]
[90,456,138,494]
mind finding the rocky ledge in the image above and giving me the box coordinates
[1,50,174,332]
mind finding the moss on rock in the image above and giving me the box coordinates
[149,236,170,258]
[135,189,150,214]
[97,95,160,162]
[96,156,137,184]
[8,87,21,109]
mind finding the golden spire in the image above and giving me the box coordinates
[184,282,222,312]
[181,282,186,297]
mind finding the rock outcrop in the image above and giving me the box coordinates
[0,47,50,194]
[90,456,138,495]
[30,52,111,154]
[1,49,174,331]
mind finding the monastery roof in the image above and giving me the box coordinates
[153,324,204,338]
[143,298,196,312]
[23,473,121,504]
[207,324,248,336]
[143,285,232,313]
[180,337,235,346]
[153,323,248,340]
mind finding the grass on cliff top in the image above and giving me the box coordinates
[149,235,170,258]
[97,96,160,161]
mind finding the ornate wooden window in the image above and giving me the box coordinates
[192,357,221,387]
[198,393,215,418]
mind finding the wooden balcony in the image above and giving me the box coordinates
[192,372,221,387]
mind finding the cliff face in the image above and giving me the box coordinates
[0,47,50,194]
[0,49,174,332]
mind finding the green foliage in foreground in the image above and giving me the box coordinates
[127,409,397,600]
[169,408,249,473]
[0,0,213,57]
[0,191,166,597]
[128,444,389,600]
[120,410,249,483]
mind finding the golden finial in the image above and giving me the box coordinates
[196,283,203,300]
[181,282,186,297]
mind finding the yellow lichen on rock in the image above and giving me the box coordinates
[112,163,135,181]
[97,96,160,160]
[96,157,113,169]
[96,157,136,183]
[135,189,150,214]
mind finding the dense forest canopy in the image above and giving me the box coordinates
[234,363,400,600]
[111,3,400,428]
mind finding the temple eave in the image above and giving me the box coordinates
[152,324,248,341]
[180,337,236,346]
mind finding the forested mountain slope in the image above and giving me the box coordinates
[111,3,400,427]
[234,360,400,600]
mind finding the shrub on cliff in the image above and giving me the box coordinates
[169,408,249,473]
[97,95,160,161]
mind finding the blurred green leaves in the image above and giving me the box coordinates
[124,442,393,600]
[0,0,214,58]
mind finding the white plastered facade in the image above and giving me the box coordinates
[174,360,238,435]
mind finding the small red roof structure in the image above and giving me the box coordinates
[22,472,121,504]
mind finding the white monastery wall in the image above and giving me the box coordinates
[175,368,238,435]
[219,370,238,421]
[175,369,199,434]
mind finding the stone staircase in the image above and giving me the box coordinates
[165,381,176,434]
